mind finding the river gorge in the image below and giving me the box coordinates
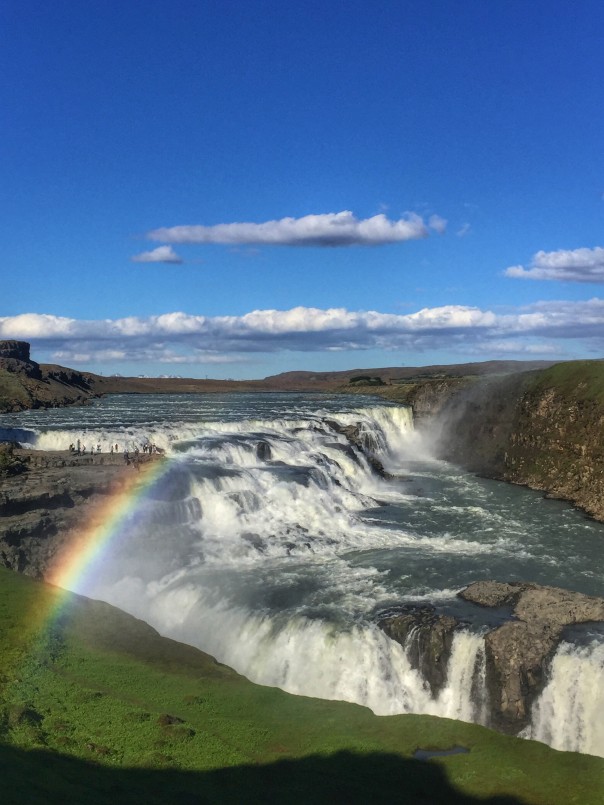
[1,391,603,759]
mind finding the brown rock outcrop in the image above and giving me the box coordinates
[0,341,31,362]
[0,450,166,578]
[460,581,604,732]
[379,581,604,736]
[0,340,99,412]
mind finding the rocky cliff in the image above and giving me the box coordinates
[0,449,144,577]
[0,340,99,413]
[410,361,604,521]
[379,580,604,735]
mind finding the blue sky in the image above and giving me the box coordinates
[2,0,603,378]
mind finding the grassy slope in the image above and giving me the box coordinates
[0,368,32,411]
[529,361,604,402]
[1,568,603,804]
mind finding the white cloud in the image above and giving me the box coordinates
[51,347,244,365]
[428,214,447,234]
[147,210,430,247]
[4,298,604,366]
[131,245,183,264]
[470,340,561,355]
[505,247,604,282]
[457,223,471,237]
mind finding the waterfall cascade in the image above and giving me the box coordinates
[5,394,604,758]
[524,640,604,756]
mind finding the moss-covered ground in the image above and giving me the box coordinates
[1,568,603,803]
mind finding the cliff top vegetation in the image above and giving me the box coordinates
[530,361,604,402]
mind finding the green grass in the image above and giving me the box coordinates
[1,567,603,804]
[529,360,604,403]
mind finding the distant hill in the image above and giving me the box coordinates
[0,339,558,413]
[262,360,557,387]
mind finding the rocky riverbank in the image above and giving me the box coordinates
[0,446,163,578]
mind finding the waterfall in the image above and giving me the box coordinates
[97,577,488,724]
[523,640,604,757]
[434,631,487,724]
[18,393,601,760]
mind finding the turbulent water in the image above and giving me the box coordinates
[2,392,603,755]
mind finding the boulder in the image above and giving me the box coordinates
[460,581,604,732]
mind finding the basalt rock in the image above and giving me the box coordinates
[0,450,165,579]
[378,605,460,697]
[460,581,604,733]
[256,441,272,461]
[379,581,604,736]
[0,341,31,362]
[0,341,99,412]
[0,339,42,380]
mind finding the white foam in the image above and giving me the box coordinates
[524,640,604,757]
[89,572,484,721]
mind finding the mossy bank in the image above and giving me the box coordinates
[1,566,603,804]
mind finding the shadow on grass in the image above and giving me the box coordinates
[0,743,525,805]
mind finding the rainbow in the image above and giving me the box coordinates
[1,456,175,701]
[19,457,173,645]
[47,457,170,594]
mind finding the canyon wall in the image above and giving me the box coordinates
[422,361,604,521]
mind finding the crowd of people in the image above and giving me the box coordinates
[68,439,163,468]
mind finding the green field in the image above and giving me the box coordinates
[1,567,602,804]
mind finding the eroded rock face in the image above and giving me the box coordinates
[378,606,459,696]
[460,581,604,733]
[0,451,168,578]
[379,581,604,735]
[323,419,390,477]
[0,341,31,361]
[430,366,604,522]
[0,341,99,412]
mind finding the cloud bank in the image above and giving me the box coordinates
[505,247,604,282]
[131,245,183,264]
[2,299,603,366]
[147,210,437,247]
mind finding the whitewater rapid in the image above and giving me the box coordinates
[2,392,603,756]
